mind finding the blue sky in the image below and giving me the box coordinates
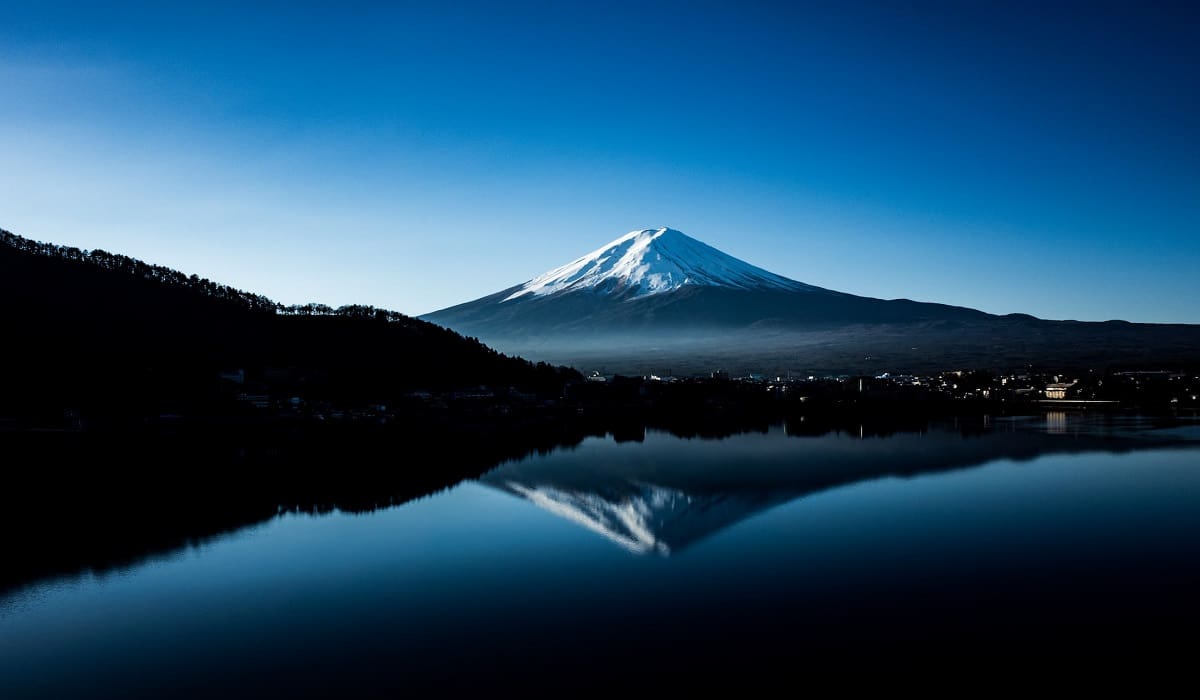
[2,1,1197,321]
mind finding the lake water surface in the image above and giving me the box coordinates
[3,414,1199,693]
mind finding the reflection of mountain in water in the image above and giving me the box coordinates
[498,481,792,555]
[483,416,1200,556]
[7,414,1196,597]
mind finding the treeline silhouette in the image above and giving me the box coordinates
[0,228,578,423]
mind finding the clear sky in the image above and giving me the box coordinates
[2,1,1197,322]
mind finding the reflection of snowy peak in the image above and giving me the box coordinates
[503,227,818,301]
[492,478,793,556]
[504,481,680,554]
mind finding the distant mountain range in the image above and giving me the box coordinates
[424,227,1200,373]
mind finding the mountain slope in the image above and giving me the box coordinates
[423,227,1200,373]
[0,228,575,419]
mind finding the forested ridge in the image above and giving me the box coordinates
[0,228,577,422]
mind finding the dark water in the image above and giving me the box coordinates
[3,414,1199,693]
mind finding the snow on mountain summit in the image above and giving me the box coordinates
[503,227,817,302]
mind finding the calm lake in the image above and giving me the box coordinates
[3,413,1199,693]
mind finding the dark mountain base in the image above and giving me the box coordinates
[476,318,1200,375]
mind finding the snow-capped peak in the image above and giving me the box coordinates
[503,227,817,302]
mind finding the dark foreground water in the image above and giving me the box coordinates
[2,414,1199,693]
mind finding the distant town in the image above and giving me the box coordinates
[195,365,1200,430]
[588,367,1200,406]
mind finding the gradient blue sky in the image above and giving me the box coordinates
[2,1,1197,321]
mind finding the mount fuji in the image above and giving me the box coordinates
[423,227,1200,373]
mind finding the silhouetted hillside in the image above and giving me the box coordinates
[0,229,578,422]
